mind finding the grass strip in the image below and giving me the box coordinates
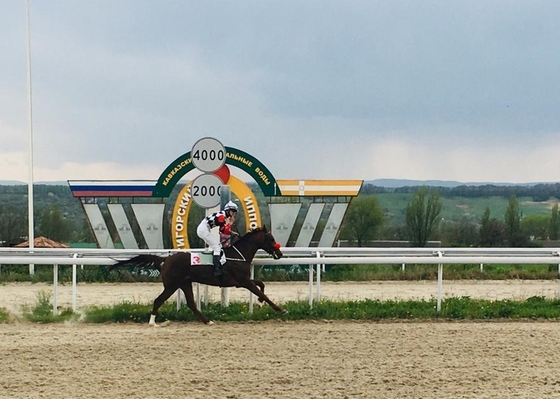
[81,295,560,324]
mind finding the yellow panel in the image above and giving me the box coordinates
[276,179,363,196]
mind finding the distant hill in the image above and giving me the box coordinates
[365,179,558,188]
[0,180,70,186]
[0,180,26,186]
[3,179,559,188]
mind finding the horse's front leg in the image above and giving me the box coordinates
[180,281,213,325]
[239,279,285,314]
[251,279,266,303]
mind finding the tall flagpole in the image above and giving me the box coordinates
[26,0,35,274]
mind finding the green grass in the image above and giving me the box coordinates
[80,296,560,324]
[22,290,77,323]
[4,291,560,324]
[0,307,10,323]
[376,194,553,226]
[256,264,558,282]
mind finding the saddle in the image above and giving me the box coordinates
[191,252,226,266]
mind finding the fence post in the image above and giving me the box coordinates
[53,264,58,315]
[316,251,322,301]
[308,263,314,308]
[557,263,560,300]
[436,251,443,314]
[556,251,560,300]
[72,253,78,312]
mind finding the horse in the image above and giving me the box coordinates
[109,226,286,325]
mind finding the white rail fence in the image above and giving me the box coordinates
[1,247,560,316]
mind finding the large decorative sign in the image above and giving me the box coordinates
[67,141,363,249]
[153,147,280,197]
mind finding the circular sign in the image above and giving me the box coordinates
[191,173,224,208]
[191,137,226,173]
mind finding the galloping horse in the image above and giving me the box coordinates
[109,226,285,325]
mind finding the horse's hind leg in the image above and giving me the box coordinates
[180,282,212,325]
[149,285,178,327]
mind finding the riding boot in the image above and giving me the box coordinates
[212,254,222,276]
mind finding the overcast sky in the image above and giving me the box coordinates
[2,1,560,185]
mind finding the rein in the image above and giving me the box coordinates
[224,245,247,263]
[222,228,279,263]
[224,231,280,263]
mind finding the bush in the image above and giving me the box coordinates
[22,290,77,323]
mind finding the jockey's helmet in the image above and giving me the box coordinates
[224,201,238,212]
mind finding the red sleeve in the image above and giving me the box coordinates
[216,214,226,224]
[220,223,232,235]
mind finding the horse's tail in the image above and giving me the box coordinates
[108,254,166,272]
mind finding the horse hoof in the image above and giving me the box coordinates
[281,310,289,315]
[206,320,215,326]
[149,320,169,328]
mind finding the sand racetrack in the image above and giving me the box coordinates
[2,281,560,398]
[2,321,560,398]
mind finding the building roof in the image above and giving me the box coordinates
[14,236,70,248]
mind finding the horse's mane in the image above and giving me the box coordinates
[237,227,266,242]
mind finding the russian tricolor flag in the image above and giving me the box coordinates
[67,180,157,197]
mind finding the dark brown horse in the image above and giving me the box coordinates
[109,226,285,325]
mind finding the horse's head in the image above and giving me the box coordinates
[258,225,283,259]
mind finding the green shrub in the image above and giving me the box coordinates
[23,290,77,323]
[0,307,10,323]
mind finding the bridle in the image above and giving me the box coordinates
[224,231,282,262]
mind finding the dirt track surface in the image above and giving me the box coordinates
[2,281,560,398]
[2,321,560,399]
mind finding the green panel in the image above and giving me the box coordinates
[152,153,195,197]
[223,147,280,196]
[152,146,281,197]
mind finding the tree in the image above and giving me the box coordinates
[340,195,384,246]
[521,215,549,241]
[439,218,478,247]
[0,205,27,245]
[37,204,75,242]
[504,195,526,247]
[405,187,442,247]
[478,207,505,247]
[550,203,560,240]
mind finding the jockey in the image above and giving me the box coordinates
[196,200,239,276]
